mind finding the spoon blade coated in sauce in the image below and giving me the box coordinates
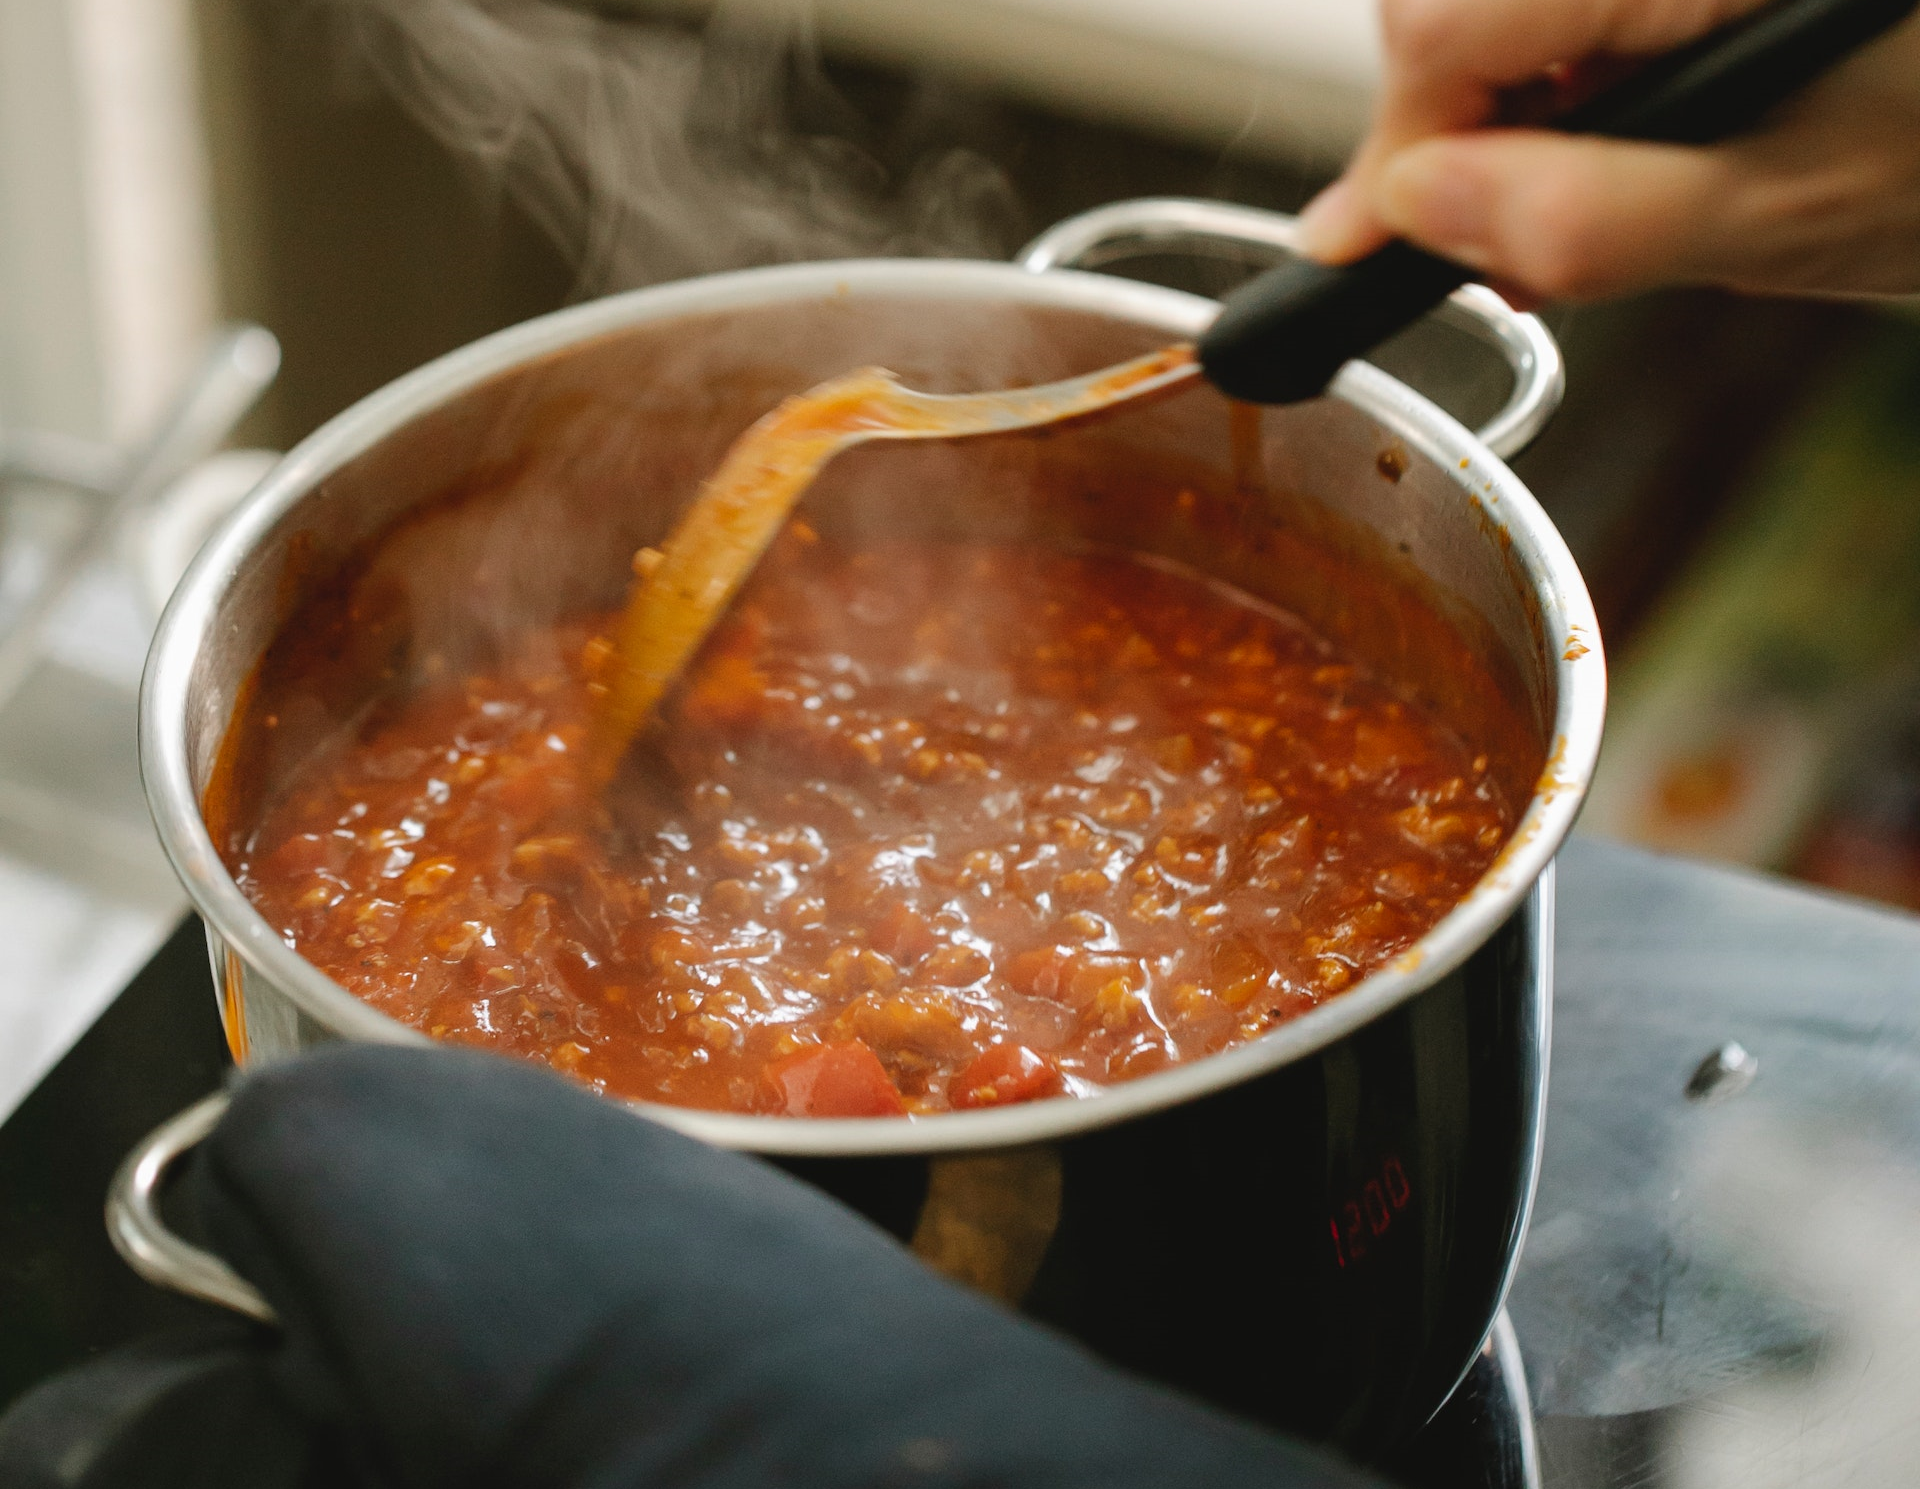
[587,345,1200,779]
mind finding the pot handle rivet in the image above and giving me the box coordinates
[1685,1041,1759,1103]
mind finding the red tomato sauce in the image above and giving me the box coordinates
[228,538,1514,1115]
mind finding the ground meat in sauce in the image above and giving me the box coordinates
[231,539,1514,1115]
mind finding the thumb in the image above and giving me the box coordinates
[1373,129,1738,299]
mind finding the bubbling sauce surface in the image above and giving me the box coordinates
[232,538,1514,1115]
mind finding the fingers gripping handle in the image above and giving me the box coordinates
[1201,245,1472,408]
[1018,198,1563,458]
[1555,0,1920,144]
[1197,0,1920,405]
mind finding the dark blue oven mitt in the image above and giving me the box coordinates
[0,1044,1384,1488]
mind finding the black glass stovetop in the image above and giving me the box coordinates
[9,836,1920,1489]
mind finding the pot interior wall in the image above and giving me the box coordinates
[190,293,1552,848]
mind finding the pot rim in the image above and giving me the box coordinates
[140,256,1605,1157]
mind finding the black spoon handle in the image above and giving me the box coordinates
[1198,0,1920,404]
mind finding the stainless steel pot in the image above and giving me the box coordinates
[129,200,1603,1455]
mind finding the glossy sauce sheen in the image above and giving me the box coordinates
[233,539,1513,1115]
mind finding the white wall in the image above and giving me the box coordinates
[0,0,219,1116]
[643,0,1383,166]
[0,0,218,444]
[0,0,106,440]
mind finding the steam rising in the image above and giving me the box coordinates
[319,0,1021,289]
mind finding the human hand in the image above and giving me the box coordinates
[0,1046,1379,1488]
[1299,0,1920,300]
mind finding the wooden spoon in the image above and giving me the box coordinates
[587,345,1198,780]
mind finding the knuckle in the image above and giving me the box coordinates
[1520,241,1615,300]
[1508,175,1619,299]
[1378,0,1458,56]
[1598,0,1734,51]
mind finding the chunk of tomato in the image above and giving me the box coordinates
[870,900,937,963]
[764,1040,906,1118]
[950,1043,1063,1110]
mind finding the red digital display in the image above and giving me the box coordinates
[1329,1155,1412,1269]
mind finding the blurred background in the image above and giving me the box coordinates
[5,2,1920,1484]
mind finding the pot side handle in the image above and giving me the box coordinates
[1017,198,1565,461]
[105,1091,279,1325]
